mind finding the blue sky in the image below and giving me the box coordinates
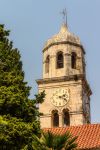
[0,0,100,123]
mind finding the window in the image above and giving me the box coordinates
[71,52,77,69]
[52,110,59,127]
[45,55,50,73]
[63,109,70,126]
[57,52,64,69]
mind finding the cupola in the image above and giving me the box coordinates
[43,23,81,52]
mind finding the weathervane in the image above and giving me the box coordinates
[60,8,67,25]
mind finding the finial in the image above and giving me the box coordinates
[60,8,67,26]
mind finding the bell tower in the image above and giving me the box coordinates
[37,23,92,128]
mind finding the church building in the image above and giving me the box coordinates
[36,19,100,149]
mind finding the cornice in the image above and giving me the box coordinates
[36,74,92,96]
[36,74,83,84]
[43,41,85,54]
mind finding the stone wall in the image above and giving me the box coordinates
[38,79,87,128]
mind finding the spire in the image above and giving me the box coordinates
[59,23,68,34]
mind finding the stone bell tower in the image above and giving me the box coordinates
[37,23,92,128]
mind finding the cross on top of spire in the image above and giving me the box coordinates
[60,8,67,26]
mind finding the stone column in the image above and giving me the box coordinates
[59,113,63,127]
[50,54,56,78]
[65,53,71,76]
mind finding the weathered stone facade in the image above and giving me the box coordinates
[37,24,92,128]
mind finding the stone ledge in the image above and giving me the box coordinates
[37,74,84,84]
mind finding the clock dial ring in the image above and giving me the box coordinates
[51,88,70,107]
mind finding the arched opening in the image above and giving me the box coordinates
[57,52,64,69]
[45,55,50,73]
[63,109,70,127]
[71,52,77,69]
[52,110,59,127]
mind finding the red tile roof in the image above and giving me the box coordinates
[43,124,100,149]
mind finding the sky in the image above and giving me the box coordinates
[0,0,100,123]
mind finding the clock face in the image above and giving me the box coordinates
[51,89,70,107]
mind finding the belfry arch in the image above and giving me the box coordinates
[71,52,77,69]
[51,110,59,127]
[45,55,50,73]
[56,51,64,69]
[62,109,70,126]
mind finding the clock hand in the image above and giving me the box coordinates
[59,96,62,99]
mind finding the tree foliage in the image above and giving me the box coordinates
[0,24,45,150]
[32,131,77,150]
[0,25,77,150]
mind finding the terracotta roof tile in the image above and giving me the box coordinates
[43,124,100,149]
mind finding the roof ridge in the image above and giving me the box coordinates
[43,123,100,130]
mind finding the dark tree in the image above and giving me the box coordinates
[0,25,45,150]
